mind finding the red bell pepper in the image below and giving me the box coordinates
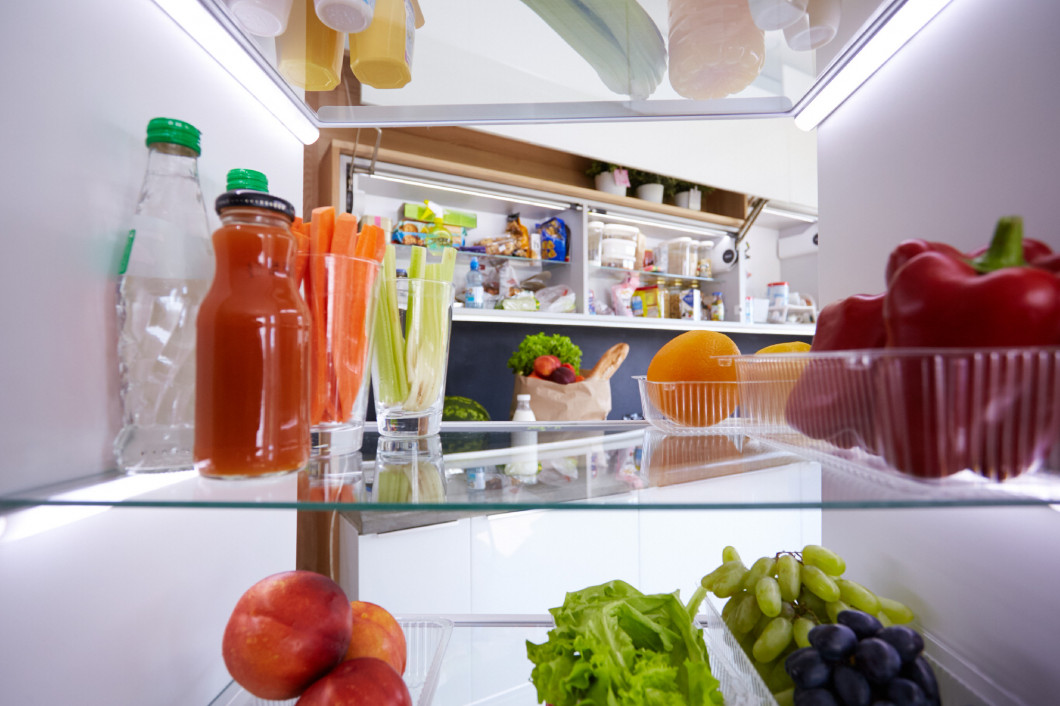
[885,232,1056,284]
[784,293,886,451]
[879,216,1060,478]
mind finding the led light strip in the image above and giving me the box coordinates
[368,173,574,211]
[794,0,954,131]
[153,0,320,145]
[587,210,733,238]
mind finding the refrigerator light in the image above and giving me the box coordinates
[152,0,320,145]
[793,0,953,130]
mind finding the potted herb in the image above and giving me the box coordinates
[586,160,628,196]
[673,179,713,210]
[628,169,665,203]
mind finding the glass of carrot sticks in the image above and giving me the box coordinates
[371,243,457,437]
[292,207,387,455]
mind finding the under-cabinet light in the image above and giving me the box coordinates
[587,210,733,238]
[760,205,818,223]
[368,173,573,211]
[793,0,954,130]
[152,0,320,145]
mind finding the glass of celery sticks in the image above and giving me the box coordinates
[371,244,456,436]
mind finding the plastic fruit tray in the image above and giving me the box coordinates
[635,376,743,435]
[212,616,452,706]
[733,348,1060,480]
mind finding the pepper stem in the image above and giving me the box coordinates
[970,216,1025,273]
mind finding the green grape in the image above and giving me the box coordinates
[876,610,894,628]
[721,591,744,622]
[779,601,796,622]
[755,576,783,617]
[836,577,881,615]
[722,545,742,564]
[754,611,773,637]
[797,586,829,623]
[825,599,851,623]
[800,564,841,602]
[802,544,846,576]
[734,590,763,634]
[776,554,801,603]
[702,560,749,598]
[742,556,777,591]
[752,616,794,663]
[793,616,815,647]
[878,596,916,624]
[774,688,796,706]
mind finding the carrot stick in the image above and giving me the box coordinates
[309,207,335,424]
[292,225,310,290]
[336,225,387,419]
[332,213,358,258]
[328,215,360,421]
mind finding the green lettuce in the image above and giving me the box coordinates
[527,580,723,705]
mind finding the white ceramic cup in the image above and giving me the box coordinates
[748,0,808,32]
[783,0,841,51]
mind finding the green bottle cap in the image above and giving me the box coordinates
[146,117,201,155]
[226,168,269,192]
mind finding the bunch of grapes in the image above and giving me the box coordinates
[700,545,917,695]
[781,609,940,705]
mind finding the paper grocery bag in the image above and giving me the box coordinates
[511,375,611,421]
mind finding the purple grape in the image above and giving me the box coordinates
[900,656,940,703]
[886,677,930,706]
[808,623,858,661]
[837,609,883,639]
[876,626,924,663]
[785,647,832,689]
[833,662,872,706]
[853,637,902,685]
[794,688,840,706]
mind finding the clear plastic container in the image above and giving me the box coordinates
[733,348,1060,481]
[587,220,604,265]
[636,376,742,435]
[667,237,698,277]
[600,223,639,269]
[667,0,766,100]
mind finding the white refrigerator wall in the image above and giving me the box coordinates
[0,1,301,703]
[818,1,1060,703]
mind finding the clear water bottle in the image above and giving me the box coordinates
[667,0,766,100]
[464,257,485,309]
[114,118,214,473]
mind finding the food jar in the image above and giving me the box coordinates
[587,220,604,265]
[667,237,699,277]
[601,224,640,269]
[697,242,713,278]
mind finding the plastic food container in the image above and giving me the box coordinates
[215,616,453,705]
[636,376,743,435]
[667,237,699,277]
[587,220,604,265]
[733,348,1060,481]
[601,224,640,269]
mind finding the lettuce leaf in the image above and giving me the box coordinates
[527,580,722,705]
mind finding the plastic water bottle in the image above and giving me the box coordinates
[667,0,766,100]
[114,118,214,473]
[464,257,485,309]
[508,394,538,480]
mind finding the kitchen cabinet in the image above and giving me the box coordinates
[4,422,1054,704]
[316,136,818,336]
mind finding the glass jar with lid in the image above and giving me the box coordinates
[667,237,698,277]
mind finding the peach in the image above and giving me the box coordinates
[343,601,407,675]
[295,657,412,706]
[222,570,353,700]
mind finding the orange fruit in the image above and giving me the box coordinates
[755,341,811,354]
[646,330,741,427]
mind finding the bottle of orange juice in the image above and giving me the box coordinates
[276,0,345,91]
[348,0,414,89]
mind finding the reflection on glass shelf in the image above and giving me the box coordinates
[199,0,903,125]
[593,264,717,285]
[3,423,1059,517]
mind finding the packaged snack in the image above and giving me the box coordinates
[537,216,570,261]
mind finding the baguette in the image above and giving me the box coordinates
[586,342,629,380]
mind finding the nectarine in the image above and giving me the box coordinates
[223,570,353,700]
[344,601,407,675]
[296,657,412,706]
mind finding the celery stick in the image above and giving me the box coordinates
[373,245,408,405]
[403,249,456,411]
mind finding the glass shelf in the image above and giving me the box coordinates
[199,0,900,126]
[391,243,568,267]
[592,263,718,286]
[4,423,1058,522]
